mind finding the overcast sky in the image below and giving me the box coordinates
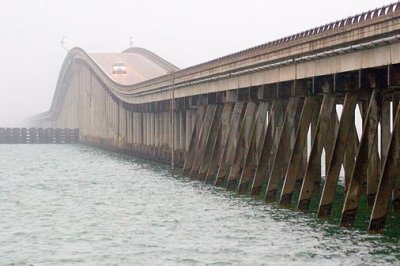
[0,0,394,126]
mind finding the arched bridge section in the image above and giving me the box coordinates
[29,2,400,233]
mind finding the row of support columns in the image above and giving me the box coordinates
[81,94,194,166]
[119,110,189,165]
[75,63,400,233]
[183,87,400,233]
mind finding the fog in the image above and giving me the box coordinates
[0,0,393,126]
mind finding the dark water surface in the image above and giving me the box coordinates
[0,145,399,265]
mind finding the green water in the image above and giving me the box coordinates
[0,144,399,265]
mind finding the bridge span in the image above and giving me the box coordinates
[29,2,400,232]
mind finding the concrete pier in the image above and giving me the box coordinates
[28,3,400,232]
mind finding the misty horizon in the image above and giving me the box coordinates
[0,0,393,127]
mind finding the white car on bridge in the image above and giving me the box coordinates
[112,63,127,74]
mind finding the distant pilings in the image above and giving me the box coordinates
[0,128,79,144]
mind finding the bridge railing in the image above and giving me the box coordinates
[0,128,79,144]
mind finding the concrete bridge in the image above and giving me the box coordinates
[29,2,400,232]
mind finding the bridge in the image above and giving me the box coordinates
[28,2,400,233]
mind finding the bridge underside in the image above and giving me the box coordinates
[29,3,400,233]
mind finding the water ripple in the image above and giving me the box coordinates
[0,144,399,265]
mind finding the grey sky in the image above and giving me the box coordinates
[0,0,394,126]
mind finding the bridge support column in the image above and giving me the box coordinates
[375,95,391,208]
[151,112,156,157]
[344,124,358,192]
[185,110,193,152]
[190,105,218,179]
[280,97,319,207]
[146,112,150,153]
[298,93,336,211]
[226,102,257,190]
[130,111,134,149]
[215,102,246,186]
[368,128,380,207]
[340,89,380,227]
[159,111,165,160]
[182,106,206,175]
[172,110,178,164]
[158,111,164,160]
[132,111,136,151]
[265,98,303,202]
[369,95,400,232]
[324,108,339,180]
[392,92,400,212]
[237,101,269,194]
[205,103,234,183]
[250,100,284,196]
[198,105,223,181]
[143,113,147,155]
[154,112,159,159]
[148,112,152,156]
[135,112,140,152]
[164,112,170,161]
[139,113,144,154]
[317,93,357,218]
[139,112,143,153]
[120,105,127,149]
[179,111,186,165]
[126,109,131,149]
